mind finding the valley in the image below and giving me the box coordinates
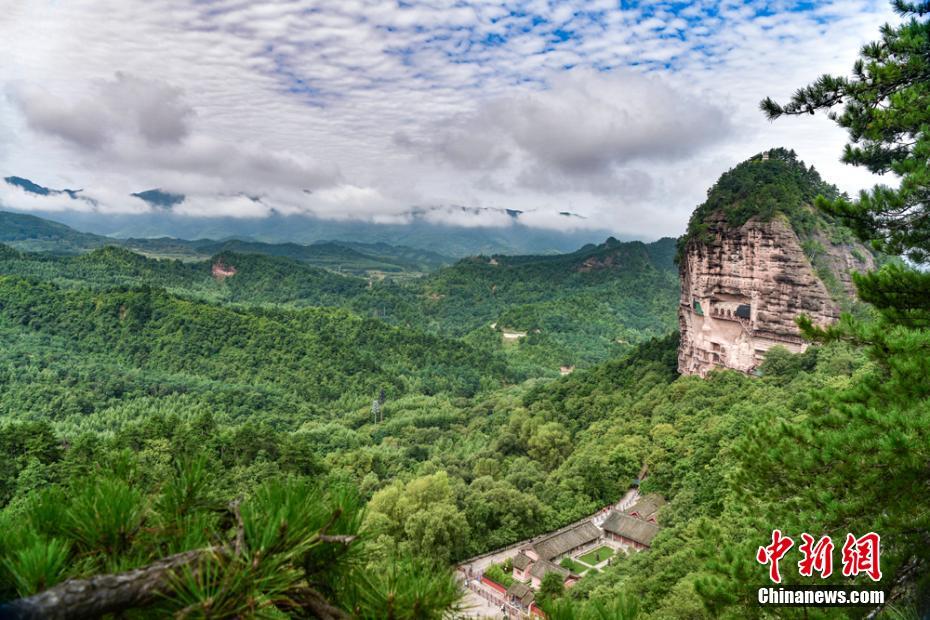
[1,150,918,619]
[0,214,679,376]
[5,1,930,617]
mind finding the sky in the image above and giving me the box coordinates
[0,0,900,239]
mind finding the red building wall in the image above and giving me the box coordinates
[481,576,507,594]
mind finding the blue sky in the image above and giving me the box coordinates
[0,0,897,237]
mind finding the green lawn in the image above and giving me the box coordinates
[483,563,514,587]
[559,557,588,574]
[578,546,614,566]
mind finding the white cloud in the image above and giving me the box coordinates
[409,68,731,188]
[418,206,517,229]
[0,182,151,215]
[9,73,194,149]
[0,0,901,238]
[172,194,272,219]
[5,73,343,198]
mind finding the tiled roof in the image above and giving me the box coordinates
[513,552,532,571]
[529,559,571,581]
[602,511,660,546]
[532,521,602,560]
[507,582,531,597]
[506,581,534,606]
[507,581,533,600]
[623,494,666,522]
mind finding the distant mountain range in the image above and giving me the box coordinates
[0,212,679,368]
[2,176,620,257]
[0,209,452,274]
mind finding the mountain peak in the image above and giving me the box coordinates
[678,148,842,258]
[691,148,837,226]
[4,176,90,204]
[676,149,875,377]
[131,189,186,209]
[4,176,52,196]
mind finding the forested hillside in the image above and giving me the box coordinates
[0,208,451,274]
[5,148,927,617]
[409,237,678,367]
[0,245,372,305]
[4,4,930,615]
[121,238,452,275]
[5,317,923,617]
[0,275,515,427]
[0,210,111,254]
[679,147,843,251]
[0,265,679,616]
[5,150,926,616]
[0,203,683,617]
[0,230,679,372]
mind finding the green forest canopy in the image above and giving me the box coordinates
[5,2,930,608]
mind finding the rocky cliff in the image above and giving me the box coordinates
[677,150,875,377]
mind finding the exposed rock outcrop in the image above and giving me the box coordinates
[677,150,875,377]
[212,260,237,280]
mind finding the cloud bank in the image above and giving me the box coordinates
[407,69,732,196]
[0,0,899,237]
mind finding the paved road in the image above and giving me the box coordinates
[458,586,508,619]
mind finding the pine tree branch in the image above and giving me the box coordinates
[863,557,922,619]
[282,586,350,620]
[319,534,357,545]
[0,547,219,620]
[229,498,245,556]
[0,505,355,620]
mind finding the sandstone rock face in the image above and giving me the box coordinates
[678,214,873,377]
[212,260,237,280]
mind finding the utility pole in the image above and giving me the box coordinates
[372,388,387,424]
[378,387,386,423]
